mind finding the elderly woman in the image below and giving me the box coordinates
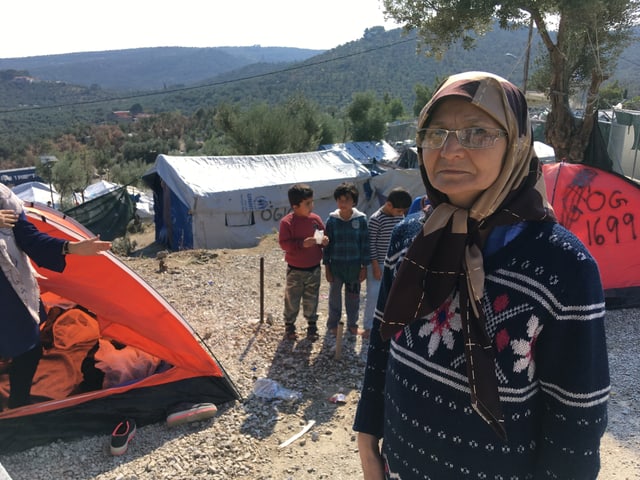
[353,72,609,479]
[0,184,111,410]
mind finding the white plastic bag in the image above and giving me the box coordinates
[252,378,302,402]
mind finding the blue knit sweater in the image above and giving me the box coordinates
[353,214,610,479]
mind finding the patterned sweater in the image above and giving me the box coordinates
[353,214,610,480]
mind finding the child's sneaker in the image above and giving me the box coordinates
[110,418,136,456]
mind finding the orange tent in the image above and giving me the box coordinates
[543,162,640,308]
[0,203,240,452]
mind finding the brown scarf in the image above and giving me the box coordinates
[379,72,556,441]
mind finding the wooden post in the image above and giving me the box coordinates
[260,256,264,323]
[335,322,344,359]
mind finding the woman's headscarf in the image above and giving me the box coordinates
[379,71,556,440]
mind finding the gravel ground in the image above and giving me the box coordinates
[0,232,638,479]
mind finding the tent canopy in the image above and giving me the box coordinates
[543,162,640,307]
[0,204,239,451]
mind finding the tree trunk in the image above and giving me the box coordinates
[572,69,607,163]
[545,48,576,162]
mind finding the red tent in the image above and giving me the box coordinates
[543,162,640,307]
[0,203,240,452]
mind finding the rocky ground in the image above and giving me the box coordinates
[0,229,639,479]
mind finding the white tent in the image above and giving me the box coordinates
[534,141,556,164]
[12,181,61,208]
[143,150,372,250]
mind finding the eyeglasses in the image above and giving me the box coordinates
[418,127,507,150]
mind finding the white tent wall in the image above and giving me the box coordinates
[360,168,426,216]
[145,150,372,249]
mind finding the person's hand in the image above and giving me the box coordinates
[359,266,367,283]
[357,432,385,480]
[321,235,329,247]
[303,237,316,248]
[68,236,112,256]
[0,209,18,229]
[325,267,334,283]
[372,262,382,280]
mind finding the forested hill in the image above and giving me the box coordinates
[0,46,324,91]
[0,24,638,151]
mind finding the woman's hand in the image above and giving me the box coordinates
[0,209,18,229]
[68,236,112,255]
[358,432,385,480]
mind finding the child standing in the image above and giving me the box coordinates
[279,184,328,341]
[323,182,370,336]
[362,187,412,338]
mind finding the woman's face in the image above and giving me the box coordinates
[421,97,507,208]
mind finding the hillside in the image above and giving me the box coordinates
[0,46,323,91]
[0,24,639,153]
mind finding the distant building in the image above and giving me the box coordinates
[0,167,43,186]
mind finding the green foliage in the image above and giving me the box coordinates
[597,80,627,109]
[347,91,407,141]
[215,96,328,155]
[625,96,640,109]
[413,78,445,116]
[382,0,640,161]
[1,25,640,173]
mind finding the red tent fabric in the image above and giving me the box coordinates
[0,203,240,452]
[543,162,640,307]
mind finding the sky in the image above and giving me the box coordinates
[1,0,401,59]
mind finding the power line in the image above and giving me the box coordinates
[0,36,417,115]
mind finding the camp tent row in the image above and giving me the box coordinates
[141,146,433,251]
[142,149,375,250]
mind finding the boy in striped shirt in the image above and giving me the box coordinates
[362,187,412,338]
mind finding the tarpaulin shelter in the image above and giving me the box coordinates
[143,150,371,250]
[63,185,136,241]
[0,203,240,452]
[73,180,154,220]
[543,162,640,308]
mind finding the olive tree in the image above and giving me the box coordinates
[382,0,640,162]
